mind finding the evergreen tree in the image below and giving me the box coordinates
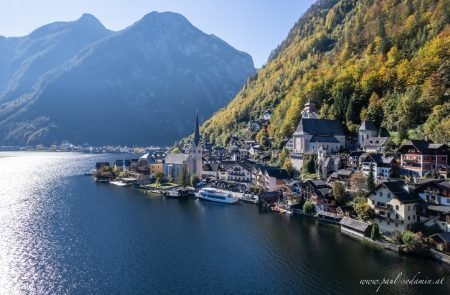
[367,163,375,192]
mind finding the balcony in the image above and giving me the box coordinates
[374,205,392,214]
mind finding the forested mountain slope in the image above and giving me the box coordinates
[199,0,449,147]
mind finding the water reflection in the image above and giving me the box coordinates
[0,152,448,294]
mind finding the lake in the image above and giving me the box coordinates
[0,152,448,294]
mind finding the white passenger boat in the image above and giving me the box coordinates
[109,177,137,187]
[195,188,239,204]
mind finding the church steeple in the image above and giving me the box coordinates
[194,113,200,146]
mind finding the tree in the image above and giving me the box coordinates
[171,147,181,154]
[303,200,316,214]
[401,231,425,253]
[370,223,380,240]
[332,182,346,204]
[283,159,295,177]
[367,163,375,192]
[349,172,367,193]
[354,199,375,222]
[190,175,200,187]
[155,172,164,184]
[177,165,190,187]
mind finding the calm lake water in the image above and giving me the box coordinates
[0,152,448,294]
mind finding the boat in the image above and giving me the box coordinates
[93,175,110,183]
[195,188,239,204]
[165,188,191,199]
[85,169,97,176]
[109,177,137,187]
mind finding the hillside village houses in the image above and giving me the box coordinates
[92,99,449,259]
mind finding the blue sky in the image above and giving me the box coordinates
[0,0,315,67]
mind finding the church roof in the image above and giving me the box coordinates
[359,120,377,131]
[194,114,201,146]
[309,135,340,143]
[165,153,190,165]
[296,118,345,136]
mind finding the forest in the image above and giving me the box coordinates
[194,0,449,148]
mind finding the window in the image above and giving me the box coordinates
[379,192,383,197]
[395,205,399,210]
[408,206,411,211]
[396,214,399,219]
[395,224,398,228]
[387,193,391,198]
[408,216,410,221]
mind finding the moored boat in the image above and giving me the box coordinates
[195,188,238,204]
[109,177,137,187]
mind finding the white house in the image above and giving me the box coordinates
[367,180,421,234]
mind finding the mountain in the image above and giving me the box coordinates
[0,14,112,103]
[0,12,255,146]
[197,0,449,149]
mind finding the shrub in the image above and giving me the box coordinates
[303,200,316,214]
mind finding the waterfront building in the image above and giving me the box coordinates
[224,161,254,190]
[253,165,290,192]
[340,217,370,239]
[415,180,450,232]
[398,140,448,178]
[300,179,336,213]
[366,180,422,234]
[164,153,190,181]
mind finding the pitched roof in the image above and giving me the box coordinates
[400,140,447,154]
[295,118,345,136]
[375,180,422,203]
[265,167,290,179]
[359,120,377,131]
[165,153,190,165]
[309,135,340,143]
[340,217,370,232]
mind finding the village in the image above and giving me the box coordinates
[92,102,450,264]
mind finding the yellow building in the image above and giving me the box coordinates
[150,162,164,175]
[367,180,421,234]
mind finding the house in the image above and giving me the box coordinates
[340,217,370,239]
[398,140,448,177]
[347,151,365,169]
[415,180,450,232]
[164,153,190,181]
[253,166,290,191]
[201,162,221,180]
[366,180,422,234]
[301,180,336,213]
[221,161,254,190]
[430,232,450,253]
[328,169,354,186]
[360,153,396,178]
[149,161,164,176]
[291,102,346,159]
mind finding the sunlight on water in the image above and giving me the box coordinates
[0,152,93,293]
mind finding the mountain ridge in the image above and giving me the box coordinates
[0,11,255,146]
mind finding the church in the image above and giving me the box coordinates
[188,114,203,178]
[290,102,346,155]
